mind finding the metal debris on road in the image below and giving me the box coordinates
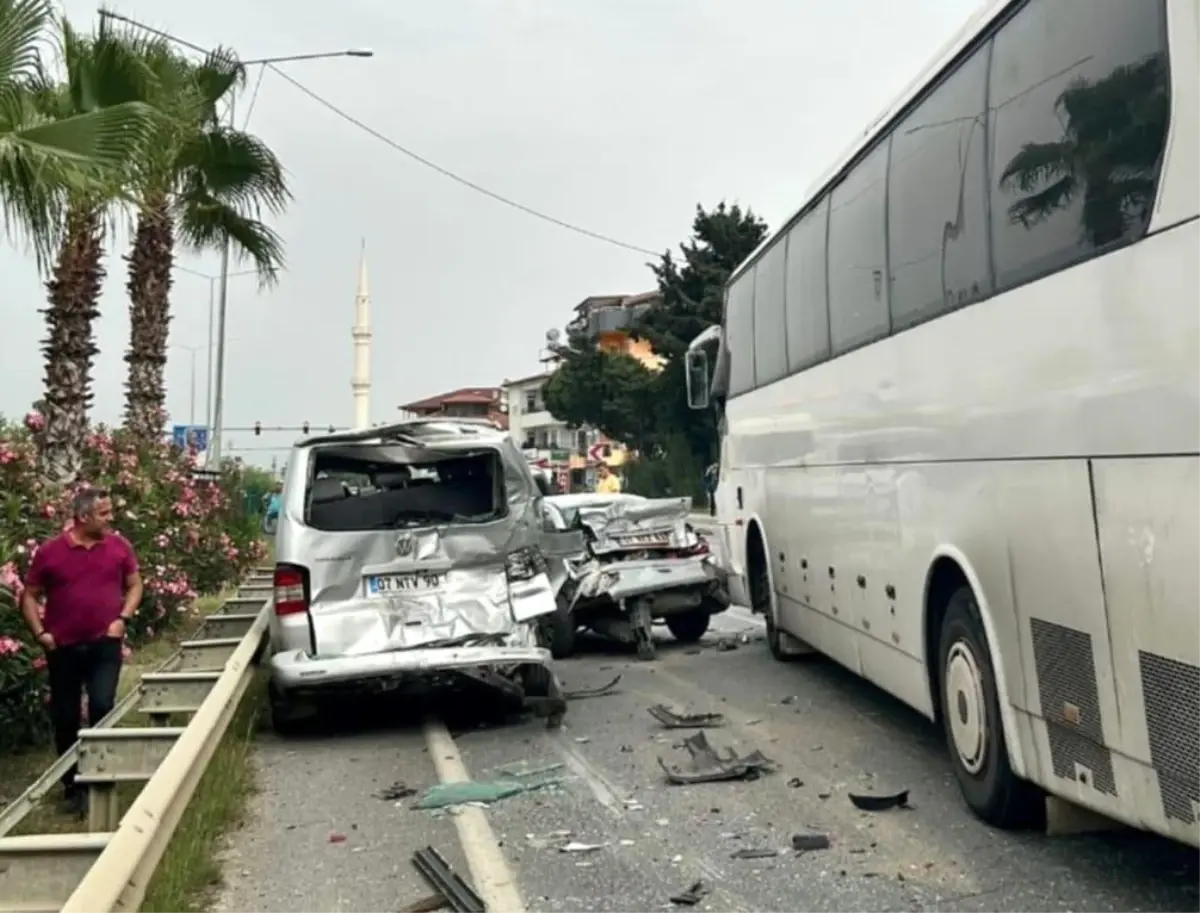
[648,704,726,729]
[412,845,485,913]
[849,789,911,811]
[562,674,622,700]
[375,781,418,801]
[787,777,804,788]
[791,832,832,852]
[669,880,711,906]
[658,730,777,784]
[328,832,347,844]
[731,847,780,859]
[716,637,739,651]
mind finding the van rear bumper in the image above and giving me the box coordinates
[270,644,551,691]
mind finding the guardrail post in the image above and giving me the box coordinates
[87,784,120,833]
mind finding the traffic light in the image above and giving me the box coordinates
[302,421,310,435]
[254,421,261,436]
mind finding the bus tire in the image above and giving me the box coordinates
[747,530,789,662]
[938,586,1043,830]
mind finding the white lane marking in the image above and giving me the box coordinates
[551,732,627,815]
[422,719,526,913]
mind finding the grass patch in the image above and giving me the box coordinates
[140,674,265,913]
[0,588,235,836]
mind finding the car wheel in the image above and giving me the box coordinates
[541,603,577,659]
[665,608,710,643]
[939,585,1044,829]
[522,663,554,698]
[268,683,307,737]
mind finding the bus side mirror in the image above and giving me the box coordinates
[685,349,710,410]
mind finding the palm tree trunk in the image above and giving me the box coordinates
[39,202,105,484]
[124,193,174,441]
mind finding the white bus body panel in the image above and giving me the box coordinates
[717,0,1199,846]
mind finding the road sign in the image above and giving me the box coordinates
[588,443,606,462]
[172,424,209,451]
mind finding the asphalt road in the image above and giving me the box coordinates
[214,515,1196,912]
[211,595,1197,913]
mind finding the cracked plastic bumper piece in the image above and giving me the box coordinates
[270,644,552,690]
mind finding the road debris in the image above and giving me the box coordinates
[328,832,347,844]
[375,781,417,801]
[716,637,739,651]
[731,847,780,859]
[648,704,726,729]
[560,840,609,853]
[563,674,622,700]
[412,845,485,913]
[669,880,711,905]
[791,832,832,852]
[787,777,804,788]
[400,894,447,913]
[849,789,911,811]
[416,765,563,809]
[658,730,776,784]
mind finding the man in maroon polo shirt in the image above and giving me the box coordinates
[20,486,143,813]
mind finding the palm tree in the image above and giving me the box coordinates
[998,53,1169,248]
[0,0,155,267]
[33,21,163,483]
[120,42,289,440]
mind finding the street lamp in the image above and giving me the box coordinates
[97,10,373,465]
[174,264,257,432]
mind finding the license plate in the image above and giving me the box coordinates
[368,572,446,595]
[617,533,670,547]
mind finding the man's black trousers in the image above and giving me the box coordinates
[46,637,122,794]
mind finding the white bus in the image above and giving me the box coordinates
[685,0,1198,846]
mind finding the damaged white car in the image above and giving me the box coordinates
[539,493,731,660]
[266,419,584,734]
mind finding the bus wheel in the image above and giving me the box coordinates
[749,539,787,662]
[938,586,1043,830]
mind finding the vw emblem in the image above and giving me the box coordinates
[395,535,415,557]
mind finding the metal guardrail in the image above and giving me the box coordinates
[0,568,274,913]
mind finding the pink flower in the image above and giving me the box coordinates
[32,655,47,671]
[0,636,24,656]
[41,503,56,518]
[24,410,45,432]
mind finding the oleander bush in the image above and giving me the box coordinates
[0,412,268,754]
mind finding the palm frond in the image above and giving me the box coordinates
[175,123,290,215]
[175,190,285,287]
[0,0,49,86]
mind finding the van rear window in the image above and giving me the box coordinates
[304,447,505,531]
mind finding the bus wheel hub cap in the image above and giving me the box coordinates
[946,641,986,775]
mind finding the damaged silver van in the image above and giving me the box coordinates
[266,419,583,733]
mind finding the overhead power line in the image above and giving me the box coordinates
[264,63,661,258]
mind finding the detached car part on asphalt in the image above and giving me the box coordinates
[265,419,585,733]
[539,493,731,659]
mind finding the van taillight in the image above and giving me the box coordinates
[273,564,308,616]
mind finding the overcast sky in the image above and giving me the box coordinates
[3,0,979,468]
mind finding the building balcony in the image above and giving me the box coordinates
[568,302,652,339]
[521,410,560,429]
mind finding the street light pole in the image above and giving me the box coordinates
[209,88,235,466]
[205,277,215,430]
[189,348,197,425]
[96,9,373,467]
